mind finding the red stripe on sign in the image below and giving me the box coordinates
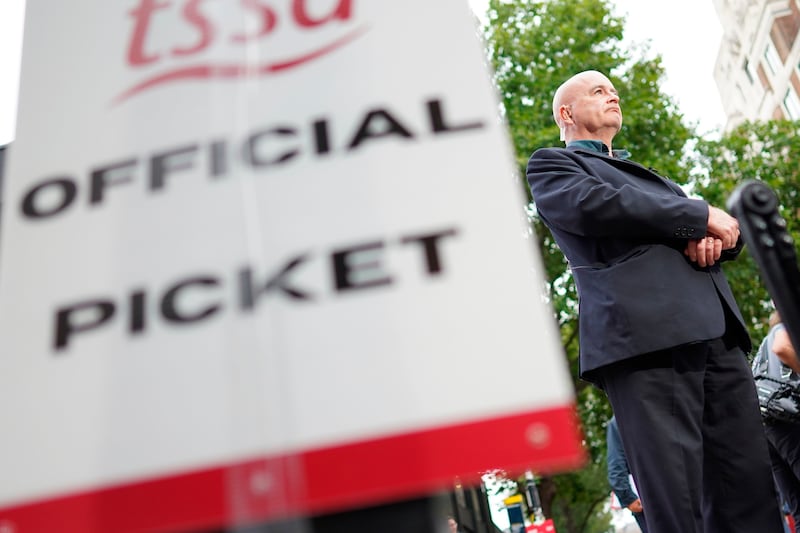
[0,405,584,532]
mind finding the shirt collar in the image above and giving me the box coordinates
[568,139,630,160]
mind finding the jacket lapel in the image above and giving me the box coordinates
[571,148,677,189]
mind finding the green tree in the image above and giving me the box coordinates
[483,0,696,531]
[691,119,800,342]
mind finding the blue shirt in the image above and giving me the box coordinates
[607,416,639,507]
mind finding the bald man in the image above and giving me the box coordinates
[527,71,784,532]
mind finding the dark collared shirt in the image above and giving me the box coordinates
[568,139,631,160]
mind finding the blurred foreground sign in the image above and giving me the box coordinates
[0,1,583,531]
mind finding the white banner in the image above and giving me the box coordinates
[0,1,581,531]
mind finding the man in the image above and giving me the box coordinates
[526,70,784,532]
[606,415,647,533]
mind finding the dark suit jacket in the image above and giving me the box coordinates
[527,146,751,380]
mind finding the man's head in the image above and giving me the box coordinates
[552,70,622,147]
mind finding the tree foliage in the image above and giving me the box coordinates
[690,119,800,342]
[482,0,696,531]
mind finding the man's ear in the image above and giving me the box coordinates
[557,105,571,141]
[558,105,572,123]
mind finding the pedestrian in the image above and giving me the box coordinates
[753,310,800,532]
[526,69,784,532]
[607,415,647,532]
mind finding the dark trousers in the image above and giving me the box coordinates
[598,337,785,533]
[766,421,800,532]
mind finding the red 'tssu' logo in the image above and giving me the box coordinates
[116,0,363,104]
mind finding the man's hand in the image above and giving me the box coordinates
[627,498,643,513]
[685,237,723,267]
[707,206,740,249]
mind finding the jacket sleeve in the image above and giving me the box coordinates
[607,419,639,507]
[528,148,709,240]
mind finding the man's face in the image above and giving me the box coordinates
[561,72,622,137]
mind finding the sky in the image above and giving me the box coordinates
[0,0,724,146]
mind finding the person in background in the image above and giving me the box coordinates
[526,69,784,532]
[753,310,800,532]
[772,313,800,374]
[607,415,647,532]
[447,515,461,533]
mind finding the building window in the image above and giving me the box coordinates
[784,87,800,119]
[765,40,782,75]
[744,59,755,84]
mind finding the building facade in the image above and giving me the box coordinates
[714,0,800,130]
